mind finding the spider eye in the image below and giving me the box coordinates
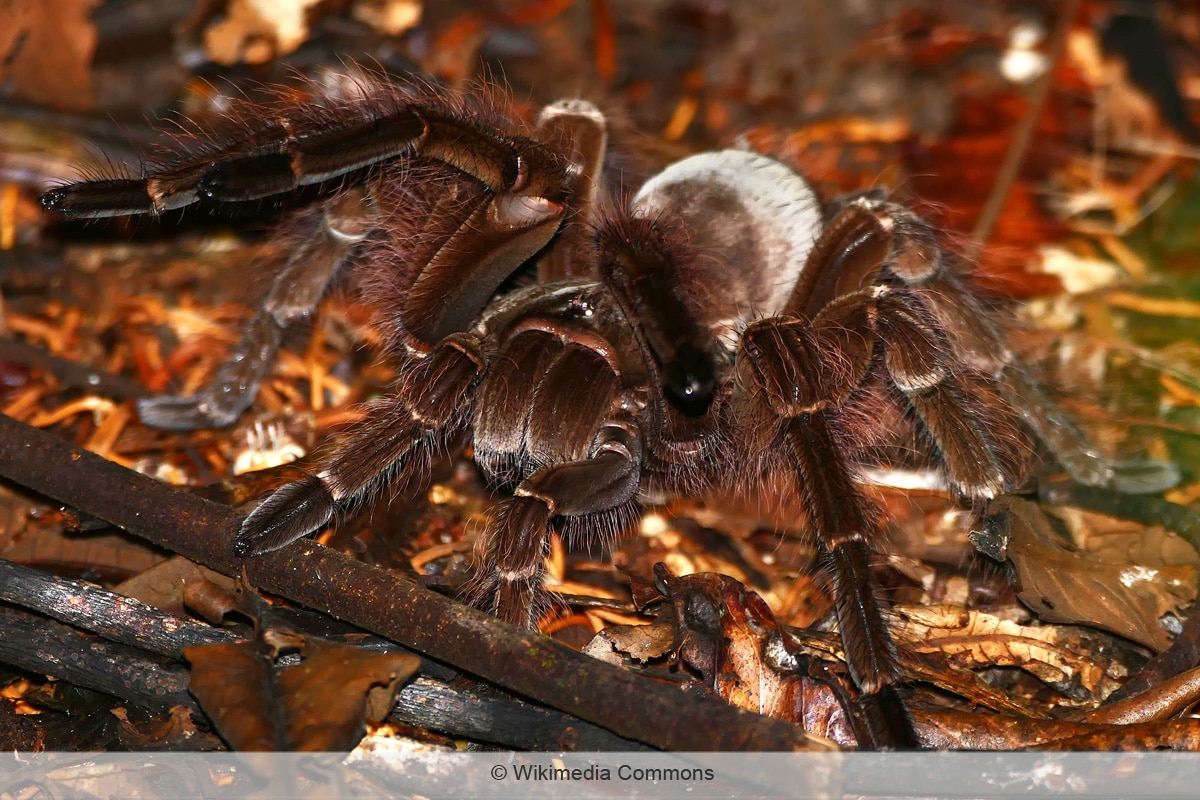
[664,343,716,416]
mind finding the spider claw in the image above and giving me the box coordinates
[38,188,69,212]
[39,179,152,218]
[235,474,335,557]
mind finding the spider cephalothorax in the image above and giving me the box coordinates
[42,76,1087,749]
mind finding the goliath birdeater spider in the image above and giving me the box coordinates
[41,76,1109,748]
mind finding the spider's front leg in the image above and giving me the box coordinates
[233,332,486,556]
[735,210,947,749]
[742,200,1039,749]
[739,310,917,749]
[42,89,605,429]
[463,309,648,627]
[38,87,573,217]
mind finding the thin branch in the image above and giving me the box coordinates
[0,338,147,400]
[1,556,652,749]
[0,605,199,713]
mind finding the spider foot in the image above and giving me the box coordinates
[860,685,919,750]
[234,474,335,557]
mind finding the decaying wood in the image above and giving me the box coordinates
[0,604,198,713]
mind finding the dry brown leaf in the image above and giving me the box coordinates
[625,567,851,745]
[583,621,675,665]
[895,604,1121,697]
[998,498,1196,651]
[1066,506,1200,569]
[115,556,239,621]
[203,0,323,65]
[184,633,419,751]
[352,0,422,36]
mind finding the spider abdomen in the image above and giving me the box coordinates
[630,149,825,328]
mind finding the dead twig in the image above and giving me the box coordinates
[0,605,199,713]
[0,556,652,750]
[0,337,147,400]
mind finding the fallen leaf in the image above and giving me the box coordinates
[987,497,1196,651]
[185,631,419,751]
[895,604,1121,697]
[615,565,853,746]
[115,556,239,622]
[202,0,323,65]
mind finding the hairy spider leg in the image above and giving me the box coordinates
[802,198,1112,490]
[742,195,1045,747]
[234,333,486,556]
[40,85,576,217]
[534,99,609,282]
[469,417,643,628]
[230,100,619,569]
[138,188,376,429]
[606,150,921,746]
[788,199,1033,505]
[740,308,918,749]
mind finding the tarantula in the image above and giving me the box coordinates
[40,77,1102,749]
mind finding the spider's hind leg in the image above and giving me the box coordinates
[139,188,376,429]
[846,198,1113,492]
